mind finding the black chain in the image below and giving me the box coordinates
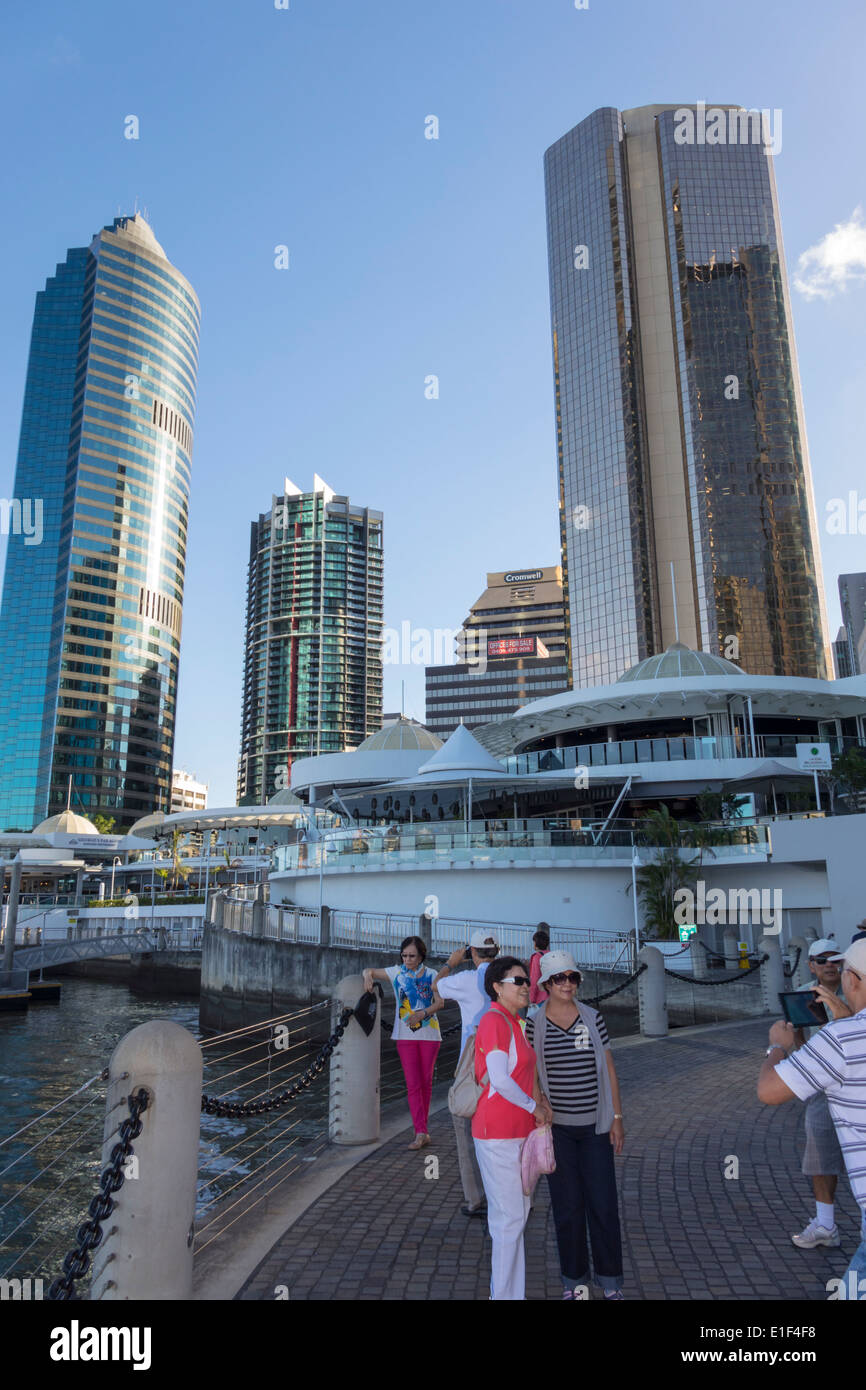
[200,1007,353,1118]
[47,1088,149,1301]
[585,964,647,1003]
[783,946,802,979]
[664,953,768,985]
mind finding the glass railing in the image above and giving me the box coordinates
[271,823,770,874]
[501,733,866,775]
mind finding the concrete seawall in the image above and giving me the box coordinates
[199,923,766,1032]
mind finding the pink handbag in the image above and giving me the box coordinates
[520,1123,556,1195]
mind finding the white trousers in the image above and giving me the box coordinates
[474,1136,531,1300]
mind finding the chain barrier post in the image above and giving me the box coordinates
[723,930,739,969]
[329,974,380,1145]
[91,1020,202,1300]
[637,945,667,1037]
[689,932,709,979]
[758,934,785,1016]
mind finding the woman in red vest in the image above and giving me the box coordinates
[473,955,553,1299]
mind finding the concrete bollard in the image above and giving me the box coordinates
[91,1020,202,1300]
[758,935,786,1016]
[690,932,709,979]
[787,936,810,990]
[329,973,380,1145]
[723,930,739,969]
[638,946,667,1037]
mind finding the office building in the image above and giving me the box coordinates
[425,566,569,738]
[0,214,200,829]
[237,477,383,804]
[171,769,208,813]
[839,573,866,676]
[545,104,831,688]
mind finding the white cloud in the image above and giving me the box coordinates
[794,207,866,300]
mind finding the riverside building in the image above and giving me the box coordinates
[236,477,384,806]
[0,214,200,831]
[424,566,569,738]
[276,642,866,951]
[545,104,831,688]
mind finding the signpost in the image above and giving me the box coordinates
[796,742,832,812]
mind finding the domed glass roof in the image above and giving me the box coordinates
[617,642,745,683]
[33,809,101,835]
[356,717,442,752]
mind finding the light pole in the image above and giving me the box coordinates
[630,831,641,967]
[110,856,122,901]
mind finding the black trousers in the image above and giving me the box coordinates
[546,1123,623,1289]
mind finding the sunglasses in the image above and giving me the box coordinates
[812,956,838,965]
[549,971,581,984]
[499,975,531,988]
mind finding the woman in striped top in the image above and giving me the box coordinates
[526,950,625,1300]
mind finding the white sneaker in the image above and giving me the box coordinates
[791,1217,841,1249]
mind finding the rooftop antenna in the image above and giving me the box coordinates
[670,561,680,644]
[66,775,73,811]
[401,680,405,717]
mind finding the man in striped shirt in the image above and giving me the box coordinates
[758,938,866,1295]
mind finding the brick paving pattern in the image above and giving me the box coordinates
[238,1020,862,1300]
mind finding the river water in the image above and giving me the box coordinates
[0,975,463,1293]
[0,976,340,1293]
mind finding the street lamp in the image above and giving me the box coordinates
[110,855,122,900]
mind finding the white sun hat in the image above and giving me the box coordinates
[538,950,582,986]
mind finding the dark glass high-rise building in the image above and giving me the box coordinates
[839,573,866,676]
[237,478,384,804]
[0,214,199,829]
[545,104,830,687]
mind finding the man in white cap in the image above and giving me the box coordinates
[758,937,866,1291]
[787,939,853,1249]
[434,930,500,1218]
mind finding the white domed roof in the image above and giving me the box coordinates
[617,642,745,683]
[357,717,442,753]
[33,809,101,835]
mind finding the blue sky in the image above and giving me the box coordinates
[1,0,864,805]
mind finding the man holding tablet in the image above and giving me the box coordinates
[759,938,866,1289]
[779,939,852,1248]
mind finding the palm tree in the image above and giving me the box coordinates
[629,806,701,941]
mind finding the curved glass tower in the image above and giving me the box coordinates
[0,214,200,829]
[545,104,831,687]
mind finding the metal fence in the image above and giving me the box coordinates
[210,893,639,973]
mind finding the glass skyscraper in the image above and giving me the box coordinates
[0,214,199,829]
[545,104,831,687]
[237,478,384,804]
[839,573,866,676]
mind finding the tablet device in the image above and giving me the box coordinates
[779,991,828,1028]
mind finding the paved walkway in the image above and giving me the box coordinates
[237,1019,862,1301]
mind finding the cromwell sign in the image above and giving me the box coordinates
[503,570,543,584]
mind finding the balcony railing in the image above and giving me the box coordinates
[270,823,770,875]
